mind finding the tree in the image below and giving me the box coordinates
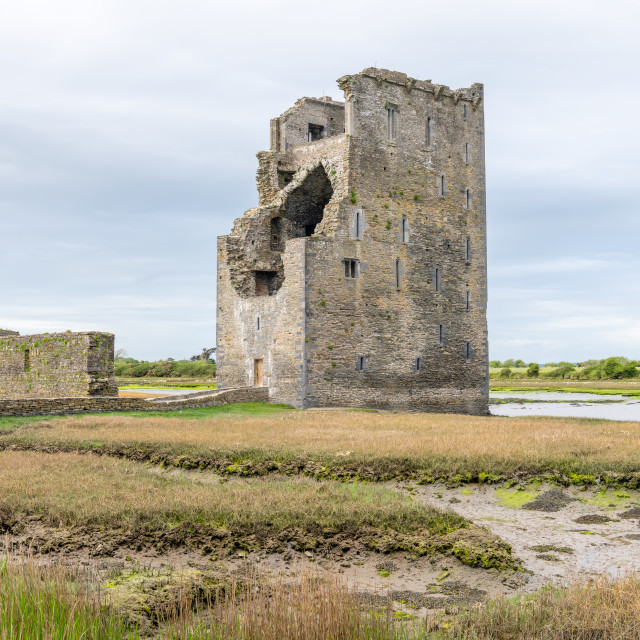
[115,348,128,360]
[190,347,216,362]
[514,359,526,368]
[526,362,540,378]
[489,360,502,368]
[502,359,516,368]
[500,367,512,379]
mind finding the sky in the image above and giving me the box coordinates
[1,0,639,363]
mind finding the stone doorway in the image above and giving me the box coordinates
[253,358,264,387]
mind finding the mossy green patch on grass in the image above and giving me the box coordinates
[495,487,540,509]
[460,488,474,495]
[0,415,56,434]
[119,384,217,390]
[103,402,295,420]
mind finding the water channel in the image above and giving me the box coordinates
[490,391,640,421]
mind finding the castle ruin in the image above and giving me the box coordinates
[216,68,488,413]
[0,331,117,398]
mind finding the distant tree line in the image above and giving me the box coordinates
[114,348,216,378]
[490,357,639,380]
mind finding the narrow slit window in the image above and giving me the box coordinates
[465,237,471,262]
[395,258,401,289]
[355,210,363,239]
[356,355,367,371]
[386,104,399,140]
[438,174,446,197]
[24,348,30,372]
[438,324,445,345]
[401,216,409,243]
[462,103,468,119]
[465,189,472,210]
[464,142,471,164]
[344,259,358,279]
[257,317,261,330]
[464,342,472,361]
[426,116,433,147]
[434,267,442,292]
[416,357,424,371]
[465,290,471,311]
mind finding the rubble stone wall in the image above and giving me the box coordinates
[0,387,270,417]
[0,332,117,398]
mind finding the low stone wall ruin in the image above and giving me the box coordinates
[0,387,270,417]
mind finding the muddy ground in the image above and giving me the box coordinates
[4,466,640,630]
[412,482,640,592]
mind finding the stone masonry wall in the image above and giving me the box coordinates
[0,387,269,417]
[0,332,117,398]
[217,68,488,414]
[302,70,488,413]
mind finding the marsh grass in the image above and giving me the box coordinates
[440,574,640,639]
[0,555,138,640]
[4,556,639,640]
[0,451,461,535]
[8,409,640,480]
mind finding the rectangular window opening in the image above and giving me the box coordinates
[416,357,423,372]
[464,342,472,361]
[344,259,358,279]
[463,103,469,119]
[356,355,367,371]
[438,324,445,346]
[465,237,471,262]
[386,104,399,140]
[465,290,471,311]
[255,271,278,296]
[395,258,401,289]
[464,142,471,164]
[434,267,442,292]
[257,317,261,331]
[465,190,472,211]
[24,348,30,372]
[426,116,433,147]
[308,124,324,142]
[438,174,445,197]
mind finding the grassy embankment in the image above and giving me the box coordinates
[0,449,499,564]
[3,556,640,640]
[3,404,639,486]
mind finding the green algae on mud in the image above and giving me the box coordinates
[494,487,540,509]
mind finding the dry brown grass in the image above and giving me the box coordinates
[8,409,640,479]
[0,450,459,535]
[443,574,640,639]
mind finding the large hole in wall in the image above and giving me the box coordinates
[283,165,333,238]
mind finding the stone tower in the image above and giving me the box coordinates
[216,68,488,414]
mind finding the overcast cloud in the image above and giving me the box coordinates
[1,0,638,362]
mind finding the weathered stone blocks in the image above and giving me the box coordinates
[217,68,488,414]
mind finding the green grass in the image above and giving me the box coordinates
[0,414,55,433]
[491,384,640,397]
[106,402,295,419]
[0,557,138,640]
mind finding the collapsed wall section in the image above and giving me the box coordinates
[0,332,117,398]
